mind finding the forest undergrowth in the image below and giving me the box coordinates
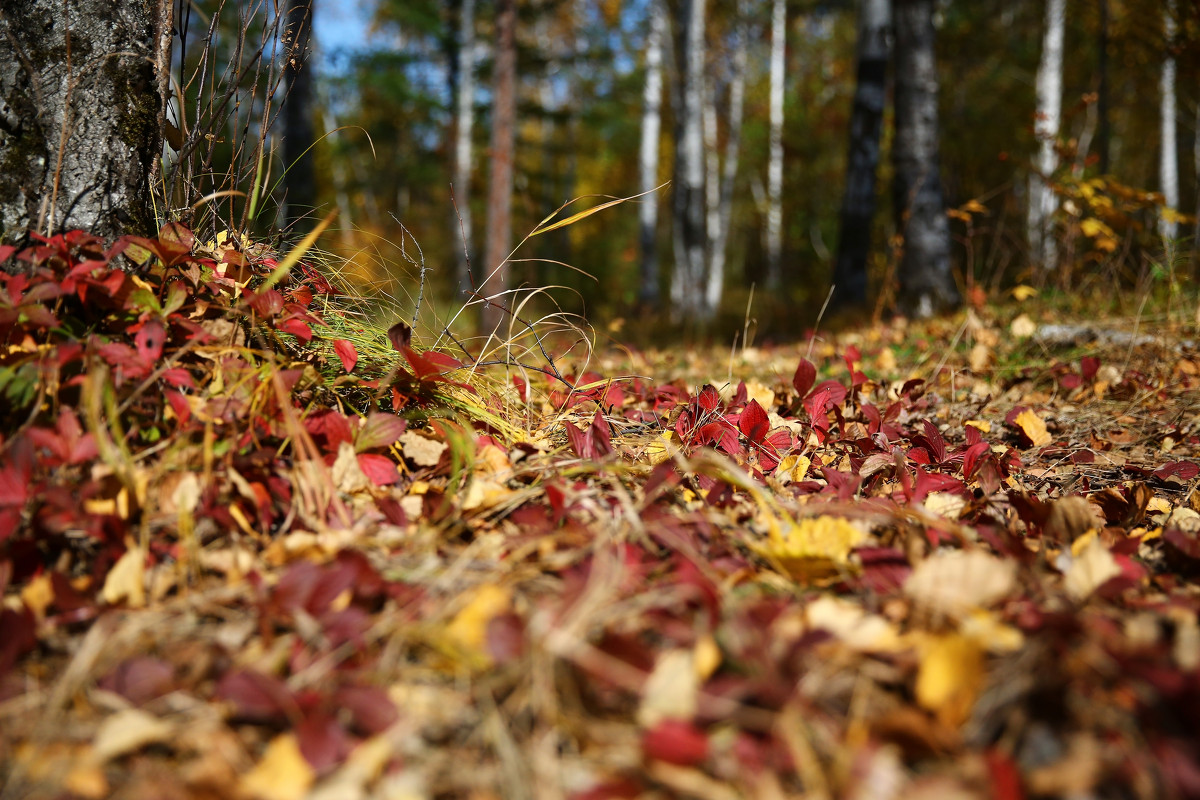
[1,224,1200,800]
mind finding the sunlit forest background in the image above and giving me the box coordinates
[174,0,1200,336]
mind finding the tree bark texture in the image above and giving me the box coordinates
[0,0,170,242]
[832,0,891,310]
[453,0,477,292]
[670,0,707,319]
[892,0,958,317]
[1158,0,1178,241]
[703,1,747,320]
[638,0,666,308]
[1028,0,1064,276]
[283,0,316,231]
[482,0,517,333]
[764,0,785,291]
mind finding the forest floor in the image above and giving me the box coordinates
[2,227,1200,800]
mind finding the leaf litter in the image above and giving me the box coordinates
[1,228,1200,798]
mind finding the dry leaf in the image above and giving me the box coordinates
[400,431,448,467]
[638,649,698,727]
[915,633,984,728]
[968,343,991,372]
[1010,314,1037,338]
[240,733,314,800]
[1011,285,1038,302]
[20,573,54,622]
[102,544,146,608]
[93,709,175,762]
[1045,496,1103,542]
[905,549,1016,617]
[1014,409,1052,447]
[331,441,371,494]
[1063,537,1121,601]
[805,595,903,652]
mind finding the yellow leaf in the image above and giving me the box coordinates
[916,634,984,728]
[775,454,811,485]
[20,573,54,622]
[1080,218,1114,239]
[443,584,511,668]
[764,516,866,581]
[964,419,991,434]
[876,347,898,372]
[1014,409,1052,447]
[240,734,314,800]
[1010,285,1038,302]
[805,595,903,652]
[101,543,146,608]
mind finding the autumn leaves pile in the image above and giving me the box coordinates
[2,226,1200,798]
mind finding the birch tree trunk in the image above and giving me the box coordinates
[1158,0,1178,242]
[832,0,891,310]
[892,0,958,317]
[638,0,666,308]
[0,0,171,242]
[482,0,517,333]
[764,0,786,291]
[1028,0,1065,277]
[704,5,747,320]
[671,0,708,318]
[283,0,316,231]
[453,0,477,292]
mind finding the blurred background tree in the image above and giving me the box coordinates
[186,0,1200,337]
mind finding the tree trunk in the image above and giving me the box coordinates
[453,0,477,293]
[832,0,891,311]
[764,0,786,291]
[703,3,747,320]
[1028,0,1065,277]
[283,0,316,232]
[671,0,707,320]
[482,0,517,333]
[892,0,957,317]
[1097,0,1110,175]
[638,0,666,309]
[0,0,170,242]
[1158,0,1178,242]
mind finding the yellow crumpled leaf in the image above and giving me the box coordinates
[916,633,985,728]
[775,454,811,485]
[240,733,314,800]
[443,584,511,668]
[1014,409,1052,447]
[642,430,680,466]
[764,516,867,581]
[102,543,146,608]
[1010,314,1037,338]
[1011,285,1038,302]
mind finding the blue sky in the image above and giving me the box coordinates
[315,0,373,74]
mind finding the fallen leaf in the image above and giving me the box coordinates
[400,430,447,467]
[93,709,175,762]
[443,584,512,668]
[102,544,146,608]
[1010,314,1037,338]
[1063,537,1121,601]
[240,733,315,800]
[905,549,1016,617]
[764,516,868,581]
[915,633,984,728]
[1013,409,1052,447]
[639,649,698,727]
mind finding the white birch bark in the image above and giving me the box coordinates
[765,0,786,290]
[704,7,747,319]
[453,0,477,290]
[1028,0,1065,276]
[671,0,708,317]
[1159,0,1178,242]
[638,0,665,307]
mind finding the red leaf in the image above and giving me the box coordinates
[247,288,284,317]
[642,719,709,766]
[134,319,166,363]
[401,345,462,382]
[792,358,817,398]
[697,384,721,412]
[279,316,313,342]
[166,390,191,425]
[296,711,352,773]
[1155,461,1199,482]
[333,338,357,373]
[566,419,593,460]
[1081,356,1100,382]
[334,685,399,735]
[589,410,613,457]
[357,453,400,485]
[214,670,294,722]
[739,399,770,444]
[355,413,407,452]
[162,367,196,390]
[99,657,175,705]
